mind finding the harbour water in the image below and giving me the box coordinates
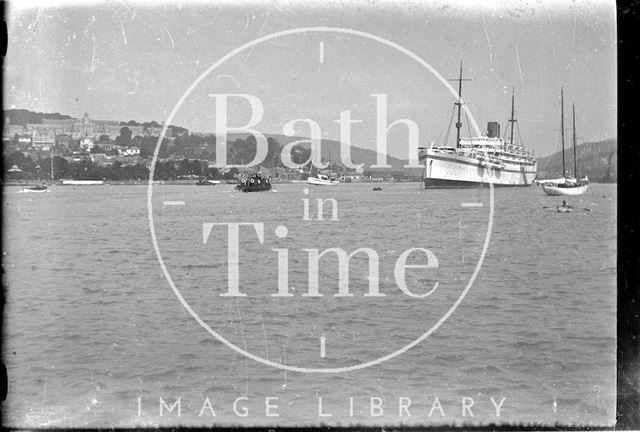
[2,182,616,427]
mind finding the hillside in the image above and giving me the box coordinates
[5,109,73,126]
[536,138,616,183]
[182,131,416,174]
[4,109,415,174]
[257,133,411,173]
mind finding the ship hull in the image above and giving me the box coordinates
[236,185,272,192]
[423,178,529,188]
[19,188,49,193]
[307,177,339,186]
[542,183,589,196]
[423,152,537,189]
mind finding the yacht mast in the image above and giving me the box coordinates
[450,62,470,148]
[572,103,578,179]
[508,86,516,145]
[560,88,566,177]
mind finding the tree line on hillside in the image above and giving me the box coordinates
[4,130,351,181]
[118,120,189,136]
[8,125,314,167]
[3,108,190,135]
[117,134,311,167]
[3,151,243,181]
[5,109,73,126]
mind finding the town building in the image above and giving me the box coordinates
[4,112,178,155]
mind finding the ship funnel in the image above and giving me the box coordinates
[487,122,500,138]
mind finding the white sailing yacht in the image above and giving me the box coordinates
[541,89,589,196]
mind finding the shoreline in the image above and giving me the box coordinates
[2,179,428,186]
[3,181,619,187]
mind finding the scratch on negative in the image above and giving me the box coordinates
[482,13,493,65]
[242,9,270,65]
[83,16,97,73]
[91,37,96,73]
[515,42,525,85]
[41,376,47,414]
[571,14,577,53]
[234,299,249,397]
[121,21,127,45]
[258,305,269,361]
[38,78,43,107]
[165,27,175,49]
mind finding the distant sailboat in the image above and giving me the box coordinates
[306,157,339,186]
[20,147,53,193]
[22,146,54,192]
[541,89,589,196]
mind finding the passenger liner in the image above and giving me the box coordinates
[419,65,537,188]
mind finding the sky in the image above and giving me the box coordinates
[4,0,616,157]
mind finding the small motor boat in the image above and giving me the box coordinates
[21,184,49,193]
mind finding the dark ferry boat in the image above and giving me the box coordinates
[236,173,272,192]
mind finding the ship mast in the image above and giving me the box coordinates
[450,62,471,148]
[560,88,566,178]
[50,112,55,181]
[572,103,577,179]
[508,86,516,145]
